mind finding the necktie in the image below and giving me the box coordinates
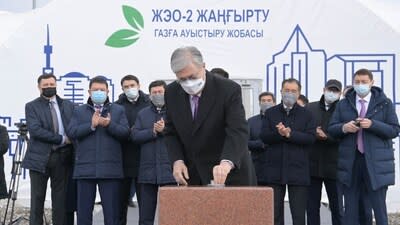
[357,99,366,153]
[94,104,102,113]
[49,101,59,134]
[285,107,291,115]
[192,95,199,119]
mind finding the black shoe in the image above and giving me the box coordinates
[128,200,137,208]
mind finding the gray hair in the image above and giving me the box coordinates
[170,46,204,73]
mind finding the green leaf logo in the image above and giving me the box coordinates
[105,5,144,48]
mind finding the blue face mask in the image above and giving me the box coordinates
[324,91,340,104]
[353,84,370,97]
[91,90,107,105]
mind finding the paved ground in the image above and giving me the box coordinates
[93,202,333,225]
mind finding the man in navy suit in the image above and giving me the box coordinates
[67,76,130,225]
[328,69,400,225]
[23,73,75,225]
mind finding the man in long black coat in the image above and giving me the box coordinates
[164,46,256,186]
[260,78,316,225]
[115,75,150,225]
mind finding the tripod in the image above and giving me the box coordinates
[2,126,29,225]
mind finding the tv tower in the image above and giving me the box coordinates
[42,24,54,75]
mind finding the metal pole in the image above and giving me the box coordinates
[32,0,36,9]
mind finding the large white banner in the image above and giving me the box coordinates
[0,0,399,211]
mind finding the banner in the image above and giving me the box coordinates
[1,0,399,211]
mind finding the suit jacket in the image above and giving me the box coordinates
[164,71,256,186]
[67,101,130,179]
[115,91,150,178]
[22,95,75,173]
[260,103,316,185]
[247,114,269,183]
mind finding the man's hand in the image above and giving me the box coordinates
[154,118,165,133]
[342,121,360,133]
[276,122,291,138]
[173,160,189,186]
[91,111,100,128]
[212,161,233,185]
[357,118,372,129]
[98,113,111,127]
[316,126,327,140]
[64,136,71,144]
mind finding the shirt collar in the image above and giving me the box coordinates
[356,91,372,104]
[49,96,57,104]
[127,94,140,103]
[282,104,292,110]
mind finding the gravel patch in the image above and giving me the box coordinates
[0,199,52,225]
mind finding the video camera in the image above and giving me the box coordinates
[14,122,28,136]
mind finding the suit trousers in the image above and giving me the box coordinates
[343,150,388,225]
[138,183,175,225]
[269,184,308,225]
[119,177,140,225]
[307,177,341,225]
[77,179,121,225]
[29,151,70,225]
[64,166,77,225]
[337,182,372,225]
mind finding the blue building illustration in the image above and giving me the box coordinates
[266,25,399,170]
[2,26,117,179]
[266,25,397,105]
[43,25,116,104]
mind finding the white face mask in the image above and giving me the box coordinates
[179,78,205,95]
[324,91,340,104]
[124,87,139,100]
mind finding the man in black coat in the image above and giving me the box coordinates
[247,92,276,185]
[260,78,316,225]
[0,124,9,199]
[306,79,342,225]
[115,75,150,225]
[22,74,75,225]
[164,46,256,186]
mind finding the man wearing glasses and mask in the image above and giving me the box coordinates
[164,46,256,186]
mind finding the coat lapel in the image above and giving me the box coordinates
[192,72,216,134]
[40,97,53,129]
[176,86,193,129]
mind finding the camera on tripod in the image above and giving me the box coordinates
[2,122,29,225]
[14,123,27,136]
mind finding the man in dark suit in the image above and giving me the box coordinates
[247,92,276,186]
[260,78,316,225]
[22,73,75,225]
[164,46,256,186]
[115,75,150,224]
[328,69,400,225]
[306,79,342,225]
